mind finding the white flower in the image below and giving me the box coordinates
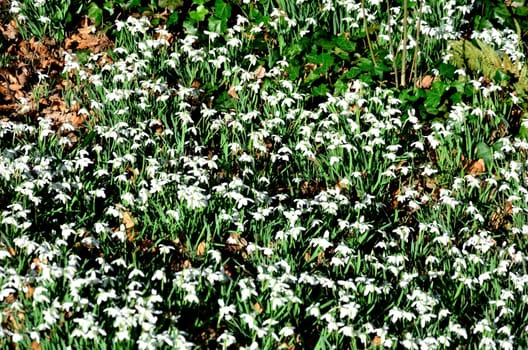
[310,236,333,250]
[0,249,12,260]
[329,156,341,165]
[152,269,166,283]
[217,331,237,347]
[38,16,51,24]
[218,299,236,321]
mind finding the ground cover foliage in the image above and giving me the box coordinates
[1,0,528,348]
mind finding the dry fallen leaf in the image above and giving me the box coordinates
[504,200,513,216]
[119,209,138,242]
[252,66,266,80]
[417,75,434,89]
[373,335,382,346]
[121,210,135,231]
[196,241,206,256]
[4,293,16,304]
[304,63,317,71]
[31,258,46,273]
[254,302,263,314]
[226,233,247,253]
[0,20,19,40]
[227,86,239,99]
[3,307,25,335]
[24,284,34,299]
[489,207,506,231]
[65,21,113,54]
[465,159,486,175]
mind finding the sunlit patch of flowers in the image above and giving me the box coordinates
[1,0,528,348]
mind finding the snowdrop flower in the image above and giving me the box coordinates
[217,331,237,347]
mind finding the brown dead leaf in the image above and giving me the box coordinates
[504,200,513,216]
[389,190,400,211]
[4,293,16,304]
[227,86,239,99]
[115,227,132,243]
[252,66,266,80]
[489,207,506,231]
[225,233,247,253]
[317,251,325,265]
[424,176,436,190]
[304,63,317,71]
[196,241,207,256]
[15,66,30,88]
[49,94,67,112]
[2,307,25,334]
[349,104,362,113]
[30,38,53,58]
[31,258,45,273]
[125,166,139,183]
[8,83,23,92]
[373,335,382,346]
[77,21,94,36]
[121,210,135,231]
[465,159,486,175]
[4,71,18,85]
[67,112,85,128]
[243,32,255,40]
[223,263,236,278]
[149,119,164,135]
[417,75,434,89]
[0,104,17,114]
[0,20,19,41]
[24,284,34,299]
[254,302,263,314]
[31,341,41,350]
[65,19,113,54]
[119,209,138,242]
[0,78,14,102]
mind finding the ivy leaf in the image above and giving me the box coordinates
[208,17,223,33]
[475,142,493,167]
[214,0,231,20]
[158,0,184,11]
[513,5,528,16]
[313,84,329,96]
[87,3,103,27]
[438,63,456,79]
[334,34,355,53]
[334,79,348,95]
[166,11,179,28]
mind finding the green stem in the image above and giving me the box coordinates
[410,0,422,86]
[386,0,398,87]
[361,0,377,67]
[400,0,408,87]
